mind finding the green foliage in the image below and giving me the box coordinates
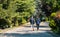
[45,17,49,21]
[0,0,36,29]
[0,19,10,29]
[51,12,56,17]
[49,13,60,34]
[21,18,27,24]
[44,0,60,12]
[49,18,60,33]
[49,19,56,28]
[42,0,60,34]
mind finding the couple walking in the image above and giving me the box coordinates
[30,16,40,31]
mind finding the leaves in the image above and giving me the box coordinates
[0,0,36,28]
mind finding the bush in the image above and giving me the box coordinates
[18,17,22,25]
[49,12,60,33]
[51,12,56,17]
[0,19,10,29]
[0,0,36,29]
[21,18,27,24]
[49,19,56,29]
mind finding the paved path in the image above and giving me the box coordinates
[0,22,58,37]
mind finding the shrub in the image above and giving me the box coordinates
[51,12,56,17]
[18,17,22,25]
[49,19,56,29]
[0,19,10,29]
[21,18,27,24]
[49,12,60,33]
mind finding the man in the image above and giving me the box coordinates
[36,16,40,31]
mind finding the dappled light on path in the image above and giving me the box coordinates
[0,22,57,37]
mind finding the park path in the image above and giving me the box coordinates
[0,22,58,37]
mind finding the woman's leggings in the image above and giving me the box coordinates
[31,24,34,28]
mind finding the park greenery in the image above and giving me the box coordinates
[42,0,60,34]
[0,0,60,34]
[0,0,36,29]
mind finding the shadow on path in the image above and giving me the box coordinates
[0,32,55,37]
[24,26,50,28]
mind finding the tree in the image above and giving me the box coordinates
[43,0,60,33]
[0,0,36,28]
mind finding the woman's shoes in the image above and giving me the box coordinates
[32,28,34,31]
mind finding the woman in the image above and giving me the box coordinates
[30,16,35,31]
